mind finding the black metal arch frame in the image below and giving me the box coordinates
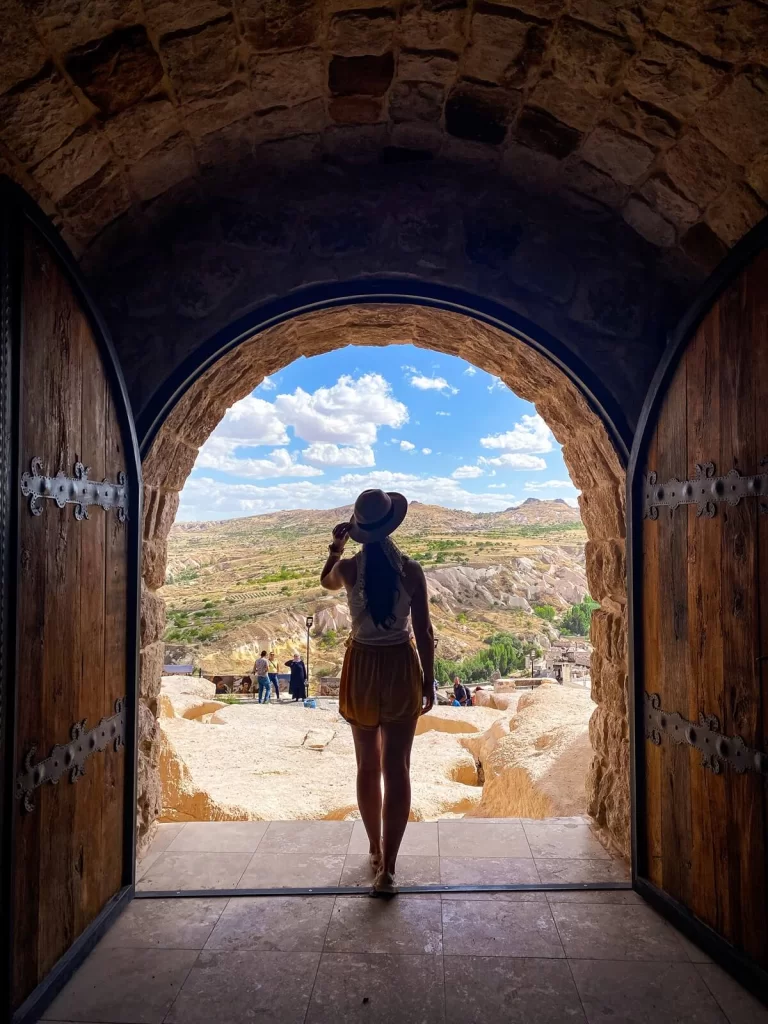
[627,213,768,1003]
[136,280,633,463]
[0,178,143,1024]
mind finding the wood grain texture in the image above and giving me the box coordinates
[640,245,768,970]
[11,219,130,1009]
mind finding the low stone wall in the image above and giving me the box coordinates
[317,677,341,697]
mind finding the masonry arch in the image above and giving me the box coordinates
[138,291,630,859]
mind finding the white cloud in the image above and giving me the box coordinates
[435,411,451,417]
[196,444,323,479]
[259,375,276,391]
[408,374,458,395]
[488,483,506,489]
[179,472,516,520]
[209,395,290,448]
[464,365,477,376]
[480,413,554,454]
[479,453,547,471]
[301,443,375,468]
[274,373,408,445]
[487,377,506,393]
[453,465,484,479]
[400,440,416,451]
[421,448,432,455]
[524,479,576,491]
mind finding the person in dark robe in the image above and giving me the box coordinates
[286,653,307,701]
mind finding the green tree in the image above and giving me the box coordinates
[533,604,556,621]
[560,596,599,636]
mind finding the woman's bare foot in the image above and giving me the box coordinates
[372,867,397,896]
[369,847,383,874]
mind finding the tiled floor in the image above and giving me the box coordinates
[41,889,768,1023]
[136,817,629,891]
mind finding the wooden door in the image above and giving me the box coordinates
[629,225,768,995]
[0,183,141,1021]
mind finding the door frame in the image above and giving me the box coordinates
[0,180,142,1024]
[627,214,768,999]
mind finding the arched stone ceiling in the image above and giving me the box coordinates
[0,0,766,267]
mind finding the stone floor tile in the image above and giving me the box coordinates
[547,888,643,904]
[458,816,521,823]
[324,895,442,954]
[441,889,548,902]
[306,953,444,1023]
[442,899,565,958]
[238,852,345,888]
[204,895,334,951]
[341,854,441,887]
[100,897,224,948]
[347,820,439,856]
[136,852,251,891]
[438,820,532,858]
[165,820,269,853]
[444,956,585,1023]
[440,856,540,885]
[551,903,690,961]
[134,850,162,882]
[696,963,768,1024]
[523,821,611,860]
[147,822,185,854]
[165,950,319,1024]
[258,821,353,855]
[535,858,630,884]
[42,947,198,1023]
[570,959,728,1024]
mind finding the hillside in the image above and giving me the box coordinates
[161,499,588,675]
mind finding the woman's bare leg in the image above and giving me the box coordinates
[351,725,383,868]
[379,718,419,882]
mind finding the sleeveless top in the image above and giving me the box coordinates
[345,538,412,646]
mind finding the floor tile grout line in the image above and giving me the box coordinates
[159,947,205,1024]
[303,895,339,1024]
[690,960,740,1024]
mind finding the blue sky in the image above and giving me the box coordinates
[177,345,578,521]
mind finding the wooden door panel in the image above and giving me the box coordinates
[634,237,768,979]
[1,191,140,1020]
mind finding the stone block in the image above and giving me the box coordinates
[249,49,326,109]
[581,123,655,185]
[547,17,629,98]
[696,73,768,166]
[400,0,468,54]
[655,0,768,65]
[568,0,645,43]
[585,538,626,608]
[462,10,531,87]
[128,133,197,203]
[140,641,165,701]
[445,84,517,146]
[515,106,582,160]
[161,17,240,101]
[662,132,736,209]
[141,585,167,646]
[622,196,676,248]
[501,142,562,194]
[240,0,319,50]
[30,0,143,52]
[680,222,728,273]
[328,8,396,55]
[397,49,458,87]
[639,174,699,229]
[562,159,627,207]
[183,82,256,141]
[389,81,443,123]
[0,0,48,95]
[33,128,112,204]
[66,26,164,116]
[747,154,768,205]
[528,78,601,133]
[104,99,180,162]
[608,91,680,148]
[144,486,181,544]
[590,608,626,666]
[705,184,766,248]
[58,165,132,244]
[142,537,168,589]
[328,53,394,97]
[329,95,382,124]
[578,484,625,542]
[624,38,723,121]
[0,68,87,165]
[143,0,231,35]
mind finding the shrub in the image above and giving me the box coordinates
[533,604,556,621]
[560,595,599,636]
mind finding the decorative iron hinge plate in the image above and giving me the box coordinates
[643,460,768,520]
[15,698,127,813]
[644,692,768,776]
[21,457,128,521]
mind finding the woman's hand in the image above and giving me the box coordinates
[421,677,435,715]
[330,522,350,553]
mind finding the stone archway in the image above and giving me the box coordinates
[138,302,628,858]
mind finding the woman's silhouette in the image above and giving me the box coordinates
[321,489,434,894]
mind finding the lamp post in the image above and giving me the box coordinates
[305,615,313,698]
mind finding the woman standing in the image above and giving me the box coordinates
[320,488,434,895]
[285,653,307,701]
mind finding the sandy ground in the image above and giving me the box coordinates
[158,677,594,823]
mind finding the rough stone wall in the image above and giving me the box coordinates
[139,303,630,857]
[0,0,765,270]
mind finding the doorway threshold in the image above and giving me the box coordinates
[134,881,633,898]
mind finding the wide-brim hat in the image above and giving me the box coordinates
[347,488,408,543]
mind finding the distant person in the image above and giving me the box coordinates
[254,650,270,704]
[268,652,280,700]
[320,488,434,896]
[453,676,472,706]
[286,653,307,701]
